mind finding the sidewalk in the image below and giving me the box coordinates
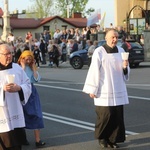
[140,61,150,67]
[40,61,71,68]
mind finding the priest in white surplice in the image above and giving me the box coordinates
[83,29,130,149]
[0,44,31,150]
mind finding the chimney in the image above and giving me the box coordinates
[13,9,18,14]
[72,12,82,18]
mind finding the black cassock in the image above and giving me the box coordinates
[0,63,26,150]
[94,44,126,143]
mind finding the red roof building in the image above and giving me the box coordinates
[0,8,97,40]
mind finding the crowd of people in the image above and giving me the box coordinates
[0,25,110,68]
[1,24,144,69]
[7,24,144,67]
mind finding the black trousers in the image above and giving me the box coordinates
[95,105,125,143]
[35,58,40,67]
[53,57,59,67]
[0,128,27,150]
[41,53,46,64]
[61,54,67,62]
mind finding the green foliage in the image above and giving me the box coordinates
[28,0,95,18]
[55,0,95,18]
[29,0,53,18]
[85,7,95,16]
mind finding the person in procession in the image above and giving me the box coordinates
[0,44,31,150]
[83,29,130,149]
[17,50,45,148]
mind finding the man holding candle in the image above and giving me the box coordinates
[0,44,31,150]
[83,29,130,149]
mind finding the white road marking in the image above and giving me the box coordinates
[35,84,81,92]
[35,83,150,101]
[43,112,138,135]
[39,81,150,87]
[126,84,150,87]
[34,83,146,136]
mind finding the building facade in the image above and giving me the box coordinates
[115,0,150,29]
[0,12,90,41]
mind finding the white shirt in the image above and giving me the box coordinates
[83,46,130,106]
[0,63,31,133]
[53,32,61,39]
[34,41,40,47]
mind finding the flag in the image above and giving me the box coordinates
[99,12,106,29]
[87,9,101,26]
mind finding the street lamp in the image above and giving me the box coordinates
[66,0,69,18]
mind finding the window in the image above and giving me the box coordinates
[62,25,67,30]
[43,26,49,31]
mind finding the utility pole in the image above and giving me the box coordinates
[66,0,69,18]
[1,0,11,42]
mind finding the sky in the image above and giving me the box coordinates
[0,0,114,27]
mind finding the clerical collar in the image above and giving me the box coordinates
[0,62,12,70]
[103,44,118,53]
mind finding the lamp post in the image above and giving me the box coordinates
[66,0,69,18]
[1,0,11,42]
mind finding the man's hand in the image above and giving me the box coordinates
[4,83,21,92]
[123,60,128,69]
[89,93,97,99]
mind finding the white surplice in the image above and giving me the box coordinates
[83,46,130,106]
[0,63,31,133]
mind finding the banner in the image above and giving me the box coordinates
[87,9,101,26]
[99,12,106,29]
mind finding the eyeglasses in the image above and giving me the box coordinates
[0,52,12,56]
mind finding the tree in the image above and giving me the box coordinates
[27,0,94,18]
[85,7,95,16]
[28,0,53,18]
[55,0,95,18]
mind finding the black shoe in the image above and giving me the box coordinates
[99,139,107,148]
[35,140,45,147]
[107,141,119,148]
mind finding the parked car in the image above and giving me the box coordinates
[69,39,144,69]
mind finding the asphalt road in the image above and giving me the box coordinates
[22,62,150,150]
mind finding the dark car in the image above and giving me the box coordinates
[69,39,144,69]
[125,40,144,67]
